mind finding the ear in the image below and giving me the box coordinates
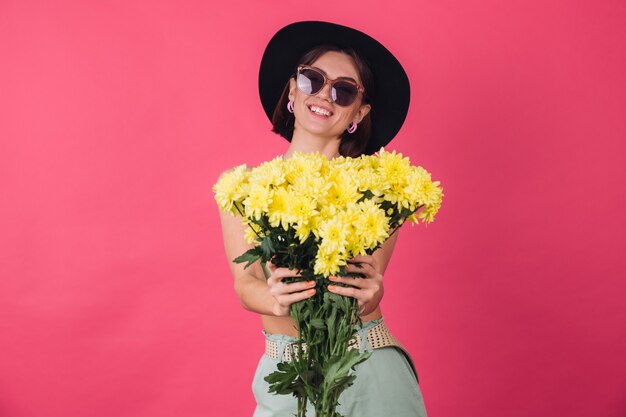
[353,103,371,124]
[288,78,296,101]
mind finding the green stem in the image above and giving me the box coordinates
[233,202,263,240]
[297,395,307,417]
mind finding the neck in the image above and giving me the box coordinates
[283,128,341,160]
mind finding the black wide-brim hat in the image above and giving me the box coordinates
[258,21,410,155]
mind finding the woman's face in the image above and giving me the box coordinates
[288,51,371,141]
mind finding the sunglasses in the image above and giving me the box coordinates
[296,65,365,107]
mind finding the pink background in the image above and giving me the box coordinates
[1,1,625,416]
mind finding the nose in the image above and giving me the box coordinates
[316,81,333,102]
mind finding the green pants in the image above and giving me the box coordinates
[252,318,428,416]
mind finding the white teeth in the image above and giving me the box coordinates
[309,105,331,116]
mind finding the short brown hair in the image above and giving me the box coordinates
[271,44,375,158]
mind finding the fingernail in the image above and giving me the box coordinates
[307,281,315,286]
[308,289,316,295]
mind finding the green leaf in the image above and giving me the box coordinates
[265,362,302,396]
[309,318,326,330]
[232,247,262,268]
[322,350,372,392]
[260,236,275,259]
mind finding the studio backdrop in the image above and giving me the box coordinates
[1,1,624,416]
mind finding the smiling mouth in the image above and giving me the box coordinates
[308,105,333,117]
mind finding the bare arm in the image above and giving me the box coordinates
[217,185,316,316]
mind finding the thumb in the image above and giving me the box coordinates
[266,260,277,271]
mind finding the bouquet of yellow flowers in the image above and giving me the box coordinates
[213,148,443,417]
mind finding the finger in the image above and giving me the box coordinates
[345,262,367,274]
[348,255,373,264]
[328,275,365,288]
[275,266,302,275]
[327,284,360,300]
[345,262,375,278]
[282,280,316,294]
[267,273,298,287]
[349,255,378,270]
[271,268,304,280]
[269,279,315,295]
[277,288,316,305]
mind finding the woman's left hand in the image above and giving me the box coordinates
[327,255,384,316]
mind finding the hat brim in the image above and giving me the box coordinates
[258,21,410,155]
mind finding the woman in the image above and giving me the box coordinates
[218,21,428,416]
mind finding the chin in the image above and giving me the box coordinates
[299,123,342,139]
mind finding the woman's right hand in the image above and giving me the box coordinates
[266,262,317,316]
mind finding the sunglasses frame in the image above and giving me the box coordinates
[296,65,365,106]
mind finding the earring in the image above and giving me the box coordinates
[287,100,294,113]
[347,122,357,134]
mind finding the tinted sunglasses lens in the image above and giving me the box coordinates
[297,68,325,95]
[297,67,360,106]
[332,81,358,106]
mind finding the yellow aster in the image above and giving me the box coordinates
[360,152,380,171]
[243,183,273,220]
[291,171,328,200]
[317,204,338,223]
[416,185,444,223]
[286,194,318,227]
[377,148,412,189]
[355,167,387,199]
[314,243,346,277]
[242,219,264,244]
[354,199,390,250]
[318,215,349,253]
[212,164,249,216]
[400,166,429,209]
[343,204,366,256]
[308,211,324,239]
[267,186,292,230]
[284,151,328,184]
[248,156,286,189]
[421,180,444,207]
[319,168,361,209]
[294,220,315,243]
[329,155,361,173]
[404,166,443,206]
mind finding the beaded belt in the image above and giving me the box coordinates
[264,319,403,362]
